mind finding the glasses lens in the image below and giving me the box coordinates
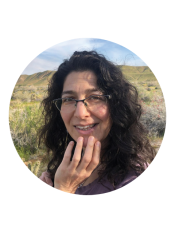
[62,98,76,106]
[55,98,76,111]
[55,99,62,111]
[86,95,107,106]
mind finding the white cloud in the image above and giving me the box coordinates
[46,38,105,58]
[22,38,106,74]
[22,38,146,75]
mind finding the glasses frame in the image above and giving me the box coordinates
[52,94,112,111]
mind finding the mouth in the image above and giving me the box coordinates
[74,123,98,131]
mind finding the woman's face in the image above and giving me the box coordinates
[61,70,112,148]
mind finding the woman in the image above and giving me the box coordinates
[39,50,155,195]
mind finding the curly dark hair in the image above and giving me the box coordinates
[38,50,155,187]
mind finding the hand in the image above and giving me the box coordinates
[54,136,101,193]
[39,171,53,187]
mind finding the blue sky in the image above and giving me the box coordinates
[22,38,147,75]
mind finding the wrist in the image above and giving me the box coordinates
[54,183,76,194]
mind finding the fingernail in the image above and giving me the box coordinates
[78,137,83,142]
[96,141,101,147]
[89,136,94,142]
[70,141,74,146]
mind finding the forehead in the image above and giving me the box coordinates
[63,71,98,93]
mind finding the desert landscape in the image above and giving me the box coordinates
[9,66,166,177]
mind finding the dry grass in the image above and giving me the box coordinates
[9,71,166,176]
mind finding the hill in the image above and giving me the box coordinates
[16,66,156,86]
[17,70,54,86]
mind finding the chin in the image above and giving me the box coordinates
[81,136,88,148]
[82,135,99,148]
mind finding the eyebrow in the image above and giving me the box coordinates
[61,88,101,97]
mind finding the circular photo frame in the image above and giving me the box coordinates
[9,38,166,195]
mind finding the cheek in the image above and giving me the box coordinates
[97,106,111,124]
[98,110,109,119]
[61,112,70,127]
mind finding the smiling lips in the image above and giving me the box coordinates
[74,123,98,131]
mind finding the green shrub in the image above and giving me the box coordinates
[9,102,44,160]
[140,96,166,137]
[28,161,41,176]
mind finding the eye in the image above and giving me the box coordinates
[88,95,105,101]
[89,96,99,100]
[62,98,74,103]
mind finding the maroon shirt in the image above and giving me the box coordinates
[75,169,139,195]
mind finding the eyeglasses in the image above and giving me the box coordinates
[52,94,112,112]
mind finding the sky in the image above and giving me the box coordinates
[22,38,147,75]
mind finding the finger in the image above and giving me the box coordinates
[61,141,74,166]
[86,141,101,172]
[77,136,95,171]
[70,137,83,169]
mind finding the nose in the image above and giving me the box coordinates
[74,101,90,119]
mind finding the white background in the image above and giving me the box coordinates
[1,1,175,233]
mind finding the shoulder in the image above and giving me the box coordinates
[115,170,138,189]
[115,162,149,189]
